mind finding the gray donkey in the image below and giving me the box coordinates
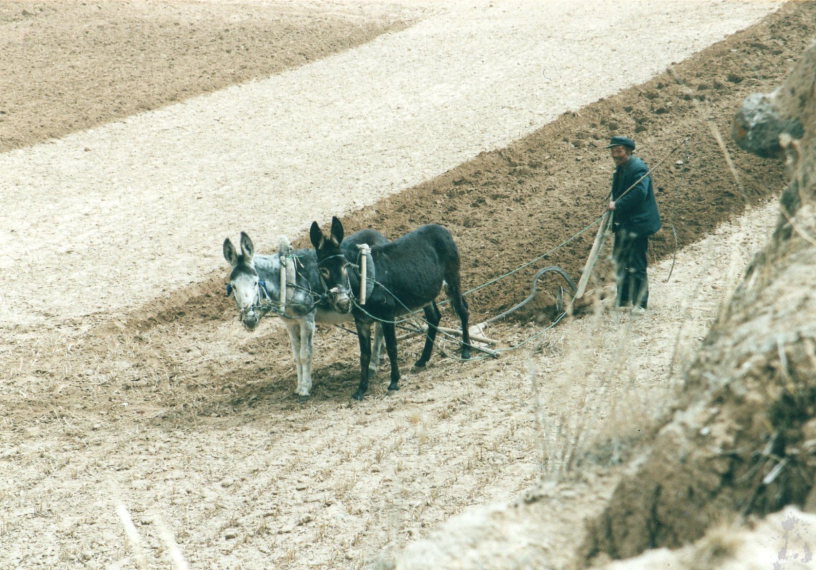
[223,229,388,397]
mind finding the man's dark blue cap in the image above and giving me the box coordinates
[606,136,636,150]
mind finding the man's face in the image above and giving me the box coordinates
[610,145,630,167]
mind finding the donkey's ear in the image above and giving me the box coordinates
[240,232,255,261]
[310,221,325,249]
[223,238,239,266]
[330,216,344,246]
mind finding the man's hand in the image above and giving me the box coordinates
[608,200,616,211]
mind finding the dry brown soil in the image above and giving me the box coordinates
[2,1,815,569]
[0,0,415,151]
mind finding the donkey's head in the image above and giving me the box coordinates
[223,231,265,331]
[310,216,353,314]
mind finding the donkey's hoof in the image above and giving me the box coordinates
[413,360,428,370]
[387,382,400,392]
[461,350,472,361]
[352,390,365,401]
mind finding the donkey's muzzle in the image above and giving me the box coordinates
[329,288,352,314]
[241,311,260,331]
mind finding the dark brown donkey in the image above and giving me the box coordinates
[310,216,472,400]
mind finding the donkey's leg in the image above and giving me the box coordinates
[370,322,385,374]
[353,320,373,400]
[447,280,472,360]
[285,320,308,396]
[382,321,401,392]
[414,302,441,368]
[299,314,316,397]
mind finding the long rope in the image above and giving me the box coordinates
[322,138,690,364]
[461,137,688,301]
[328,68,746,362]
[342,139,687,330]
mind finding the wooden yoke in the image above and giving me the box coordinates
[357,243,370,305]
[278,236,295,312]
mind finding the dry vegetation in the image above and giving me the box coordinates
[584,37,816,568]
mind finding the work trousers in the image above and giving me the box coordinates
[613,229,650,309]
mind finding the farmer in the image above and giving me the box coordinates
[606,136,661,313]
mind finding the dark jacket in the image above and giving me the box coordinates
[611,155,661,236]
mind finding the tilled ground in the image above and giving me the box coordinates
[1,1,814,568]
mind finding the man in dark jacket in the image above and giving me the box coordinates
[606,136,661,311]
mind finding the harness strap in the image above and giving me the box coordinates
[351,246,376,304]
[228,252,336,318]
[317,253,349,267]
[259,280,272,301]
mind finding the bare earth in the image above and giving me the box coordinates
[1,0,813,568]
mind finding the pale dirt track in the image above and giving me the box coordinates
[0,0,779,326]
[0,0,803,569]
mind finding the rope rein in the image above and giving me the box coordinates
[327,140,686,359]
[230,140,685,356]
